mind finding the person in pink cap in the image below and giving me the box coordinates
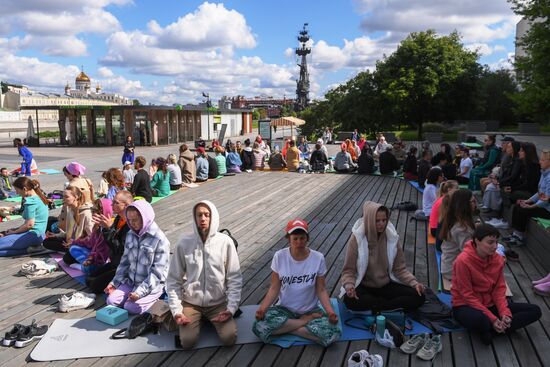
[253,218,341,346]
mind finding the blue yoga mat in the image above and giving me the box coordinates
[40,169,63,174]
[409,180,424,193]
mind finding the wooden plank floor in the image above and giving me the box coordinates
[1,171,549,366]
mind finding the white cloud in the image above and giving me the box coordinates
[466,42,494,56]
[98,67,114,78]
[0,54,79,88]
[148,2,256,50]
[488,52,515,70]
[353,0,520,43]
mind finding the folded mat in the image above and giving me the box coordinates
[534,217,550,229]
[461,142,483,149]
[409,180,424,193]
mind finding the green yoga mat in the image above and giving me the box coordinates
[459,184,468,190]
[461,142,483,149]
[4,196,22,202]
[534,217,550,229]
[150,190,179,204]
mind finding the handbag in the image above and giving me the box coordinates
[111,312,158,339]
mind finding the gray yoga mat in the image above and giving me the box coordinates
[30,305,261,361]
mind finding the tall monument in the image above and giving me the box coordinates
[295,23,311,112]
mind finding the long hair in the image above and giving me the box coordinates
[155,157,168,175]
[65,185,86,224]
[439,189,475,241]
[437,180,459,223]
[106,168,125,189]
[521,142,539,165]
[13,177,49,205]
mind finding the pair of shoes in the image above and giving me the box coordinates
[416,334,442,361]
[486,218,509,229]
[58,291,96,312]
[505,249,520,262]
[502,233,524,246]
[534,282,550,297]
[532,273,550,286]
[400,333,429,354]
[347,349,383,367]
[19,258,58,278]
[2,320,48,348]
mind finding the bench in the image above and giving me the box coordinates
[518,123,540,134]
[525,218,550,272]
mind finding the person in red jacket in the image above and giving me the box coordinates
[451,224,541,345]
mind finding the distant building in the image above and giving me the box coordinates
[1,69,131,121]
[219,95,293,117]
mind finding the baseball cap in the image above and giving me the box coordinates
[196,147,205,154]
[286,218,309,235]
[124,161,132,165]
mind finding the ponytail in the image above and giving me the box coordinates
[31,179,49,206]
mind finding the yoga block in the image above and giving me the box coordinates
[96,306,128,326]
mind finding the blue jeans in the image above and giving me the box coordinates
[21,161,32,176]
[0,231,44,256]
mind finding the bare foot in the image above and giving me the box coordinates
[300,312,323,323]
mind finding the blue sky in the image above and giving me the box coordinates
[0,0,519,104]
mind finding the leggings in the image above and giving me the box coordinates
[42,237,78,264]
[343,282,425,313]
[0,231,44,257]
[511,205,550,232]
[453,301,541,345]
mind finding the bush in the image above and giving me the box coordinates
[37,131,59,138]
[395,130,419,141]
[422,122,445,132]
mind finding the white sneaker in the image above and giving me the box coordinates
[69,263,83,271]
[488,219,508,229]
[58,292,96,312]
[348,350,369,367]
[365,354,384,367]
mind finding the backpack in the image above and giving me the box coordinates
[111,312,158,339]
[408,288,461,333]
[392,201,418,211]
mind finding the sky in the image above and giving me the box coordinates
[0,0,520,105]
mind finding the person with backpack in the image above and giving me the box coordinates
[166,200,242,349]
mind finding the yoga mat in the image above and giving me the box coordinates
[0,214,22,222]
[39,169,63,175]
[3,196,22,202]
[50,252,86,285]
[534,217,550,229]
[150,190,179,204]
[370,171,404,179]
[409,180,424,193]
[459,184,468,190]
[461,142,483,149]
[427,229,436,245]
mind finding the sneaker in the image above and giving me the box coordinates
[2,324,24,346]
[14,320,48,348]
[486,218,509,229]
[400,333,429,354]
[347,349,369,367]
[534,282,550,297]
[365,354,384,367]
[416,334,442,361]
[532,273,550,286]
[58,291,96,312]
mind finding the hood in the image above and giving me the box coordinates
[192,200,220,241]
[99,198,113,218]
[126,199,155,236]
[180,149,195,161]
[362,201,388,243]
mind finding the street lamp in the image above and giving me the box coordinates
[202,92,211,140]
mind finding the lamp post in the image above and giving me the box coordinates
[202,92,211,140]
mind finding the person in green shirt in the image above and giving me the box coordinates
[150,157,171,197]
[469,135,501,191]
[214,146,227,175]
[0,177,49,256]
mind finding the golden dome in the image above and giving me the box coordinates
[76,71,90,82]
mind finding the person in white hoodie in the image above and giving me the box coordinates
[166,200,242,349]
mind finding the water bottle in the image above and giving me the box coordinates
[376,315,386,338]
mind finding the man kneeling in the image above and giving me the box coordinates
[167,200,242,349]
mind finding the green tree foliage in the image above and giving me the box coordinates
[376,30,481,136]
[509,0,550,123]
[476,68,518,125]
[132,99,141,106]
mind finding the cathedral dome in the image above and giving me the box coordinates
[76,71,90,82]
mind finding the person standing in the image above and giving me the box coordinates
[13,138,33,177]
[122,136,135,165]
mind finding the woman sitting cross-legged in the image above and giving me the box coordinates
[452,224,541,345]
[0,177,49,256]
[253,219,341,347]
[341,201,426,312]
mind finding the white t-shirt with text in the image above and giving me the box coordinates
[271,248,327,314]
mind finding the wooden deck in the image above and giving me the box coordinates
[1,171,549,366]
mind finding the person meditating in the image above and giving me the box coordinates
[452,224,541,345]
[341,201,426,312]
[253,218,341,346]
[167,201,242,349]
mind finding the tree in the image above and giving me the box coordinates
[132,99,141,106]
[476,68,518,125]
[509,0,550,123]
[375,30,481,136]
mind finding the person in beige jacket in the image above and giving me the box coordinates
[340,201,426,312]
[177,144,196,184]
[166,200,242,349]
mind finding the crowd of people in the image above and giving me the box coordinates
[0,131,547,356]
